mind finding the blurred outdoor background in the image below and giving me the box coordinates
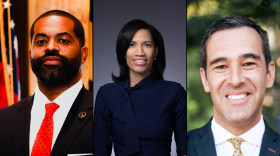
[187,0,280,132]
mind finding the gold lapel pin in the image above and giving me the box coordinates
[78,112,86,118]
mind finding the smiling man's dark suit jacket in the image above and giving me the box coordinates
[187,118,280,156]
[0,86,93,156]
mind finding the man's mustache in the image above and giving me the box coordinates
[35,51,68,63]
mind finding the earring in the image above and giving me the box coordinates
[153,57,156,61]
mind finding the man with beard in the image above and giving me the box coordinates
[187,16,280,156]
[0,10,93,156]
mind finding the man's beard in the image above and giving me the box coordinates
[30,51,81,85]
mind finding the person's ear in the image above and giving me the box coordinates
[28,49,32,58]
[200,67,210,92]
[266,61,275,88]
[154,46,158,57]
[80,46,88,63]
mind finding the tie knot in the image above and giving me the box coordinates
[45,102,60,117]
[228,137,246,152]
[123,87,132,99]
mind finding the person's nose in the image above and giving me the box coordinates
[227,65,245,87]
[45,39,59,52]
[135,45,145,56]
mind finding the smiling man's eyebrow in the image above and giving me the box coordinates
[240,53,261,60]
[209,57,227,66]
[209,53,261,66]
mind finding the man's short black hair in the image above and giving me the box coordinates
[200,16,271,72]
[30,10,85,47]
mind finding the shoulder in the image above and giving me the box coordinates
[187,127,201,144]
[79,87,93,108]
[263,120,280,144]
[95,82,124,106]
[155,79,185,91]
[187,119,213,148]
[97,82,123,95]
[0,96,32,113]
[101,81,123,89]
[187,127,202,155]
[156,79,183,86]
[258,119,280,155]
[81,87,93,98]
[187,123,216,156]
[0,96,33,120]
[153,80,186,101]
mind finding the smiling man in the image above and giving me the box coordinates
[0,10,93,156]
[187,16,280,156]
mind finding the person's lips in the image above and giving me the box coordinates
[133,59,147,65]
[225,91,251,101]
[42,56,62,65]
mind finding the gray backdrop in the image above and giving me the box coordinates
[93,1,186,155]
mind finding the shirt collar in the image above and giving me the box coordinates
[33,80,83,107]
[53,80,83,107]
[239,115,264,146]
[211,117,235,145]
[211,115,264,146]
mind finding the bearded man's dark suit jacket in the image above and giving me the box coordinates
[0,86,93,156]
[187,118,280,156]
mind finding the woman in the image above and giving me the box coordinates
[94,19,186,156]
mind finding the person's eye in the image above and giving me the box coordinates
[36,40,47,44]
[144,44,152,47]
[59,39,69,43]
[130,43,136,47]
[243,62,256,66]
[215,65,227,69]
[242,62,257,70]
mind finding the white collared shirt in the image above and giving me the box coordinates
[29,80,83,155]
[211,115,265,156]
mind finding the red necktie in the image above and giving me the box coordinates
[31,103,60,156]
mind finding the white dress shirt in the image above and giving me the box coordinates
[29,80,83,155]
[211,115,265,156]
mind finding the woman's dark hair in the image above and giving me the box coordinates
[112,19,166,82]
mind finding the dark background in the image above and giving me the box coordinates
[93,1,186,155]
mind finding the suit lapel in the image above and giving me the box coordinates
[51,87,93,156]
[259,119,280,156]
[194,118,217,156]
[192,118,280,156]
[12,95,34,156]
